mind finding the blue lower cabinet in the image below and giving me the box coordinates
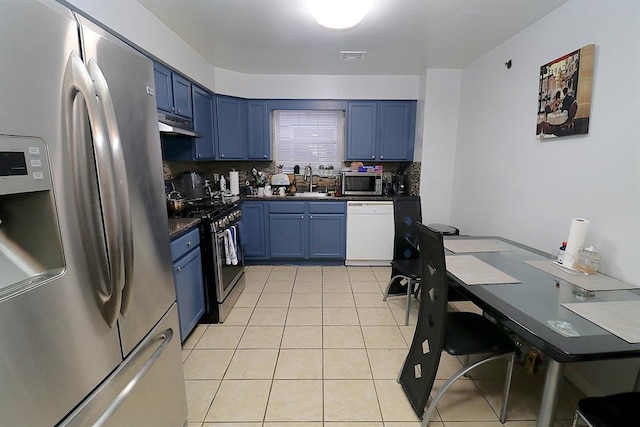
[241,201,269,260]
[266,201,346,261]
[269,213,306,259]
[309,214,346,259]
[171,229,205,342]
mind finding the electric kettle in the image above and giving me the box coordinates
[179,172,204,200]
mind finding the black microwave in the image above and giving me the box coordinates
[341,172,383,196]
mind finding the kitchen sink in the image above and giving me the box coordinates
[294,192,329,198]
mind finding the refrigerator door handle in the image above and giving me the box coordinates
[57,327,176,427]
[88,59,134,317]
[63,51,123,327]
[93,328,174,427]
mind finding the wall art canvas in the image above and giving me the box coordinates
[536,44,595,139]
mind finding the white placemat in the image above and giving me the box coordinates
[562,300,640,343]
[444,239,510,253]
[445,255,521,285]
[523,259,639,291]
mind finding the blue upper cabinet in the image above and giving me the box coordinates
[346,100,416,161]
[247,100,271,160]
[216,95,247,160]
[347,102,377,161]
[153,62,192,118]
[153,63,173,113]
[192,86,216,160]
[377,101,415,161]
[172,74,193,118]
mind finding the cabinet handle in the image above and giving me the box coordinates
[176,266,182,272]
[186,241,192,247]
[220,153,225,158]
[380,156,384,159]
[371,155,375,159]
[310,215,313,219]
[263,154,267,159]
[300,215,304,219]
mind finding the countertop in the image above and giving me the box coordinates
[241,194,398,202]
[168,195,405,237]
[168,218,201,239]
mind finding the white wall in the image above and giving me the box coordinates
[213,67,419,100]
[451,0,640,395]
[419,69,462,224]
[63,0,420,101]
[63,0,217,91]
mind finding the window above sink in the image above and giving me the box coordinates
[273,109,344,173]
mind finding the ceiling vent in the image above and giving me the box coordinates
[340,51,366,60]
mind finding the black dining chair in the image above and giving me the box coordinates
[398,222,515,426]
[572,370,640,427]
[382,196,422,326]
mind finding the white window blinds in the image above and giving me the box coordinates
[273,110,345,171]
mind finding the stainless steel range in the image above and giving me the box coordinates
[176,195,245,323]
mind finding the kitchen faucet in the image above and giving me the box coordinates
[303,164,314,192]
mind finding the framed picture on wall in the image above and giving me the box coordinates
[536,44,595,139]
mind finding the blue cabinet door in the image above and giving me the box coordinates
[172,248,205,342]
[269,213,306,259]
[192,86,216,160]
[241,202,269,259]
[377,101,416,161]
[247,100,271,160]
[309,213,346,259]
[172,74,192,118]
[346,102,377,161]
[153,63,173,113]
[216,95,247,160]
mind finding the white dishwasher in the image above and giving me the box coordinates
[346,201,394,266]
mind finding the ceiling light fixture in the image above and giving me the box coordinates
[310,0,371,30]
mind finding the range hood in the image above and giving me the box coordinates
[158,112,201,138]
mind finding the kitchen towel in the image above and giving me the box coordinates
[224,227,238,266]
[563,218,590,269]
[229,171,240,196]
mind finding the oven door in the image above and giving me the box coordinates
[213,227,244,302]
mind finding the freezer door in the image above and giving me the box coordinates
[59,304,188,427]
[77,16,177,356]
[0,2,124,426]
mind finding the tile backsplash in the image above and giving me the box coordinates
[164,160,421,196]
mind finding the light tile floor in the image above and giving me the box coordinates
[182,265,583,427]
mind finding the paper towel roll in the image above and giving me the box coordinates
[229,171,240,195]
[563,218,590,269]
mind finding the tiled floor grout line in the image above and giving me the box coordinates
[320,270,326,424]
[185,267,581,427]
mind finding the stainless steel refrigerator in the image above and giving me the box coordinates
[0,1,188,426]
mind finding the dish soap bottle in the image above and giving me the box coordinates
[219,175,226,192]
[557,241,567,264]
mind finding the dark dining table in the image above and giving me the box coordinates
[443,236,640,427]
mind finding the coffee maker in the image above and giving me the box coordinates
[392,172,407,195]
